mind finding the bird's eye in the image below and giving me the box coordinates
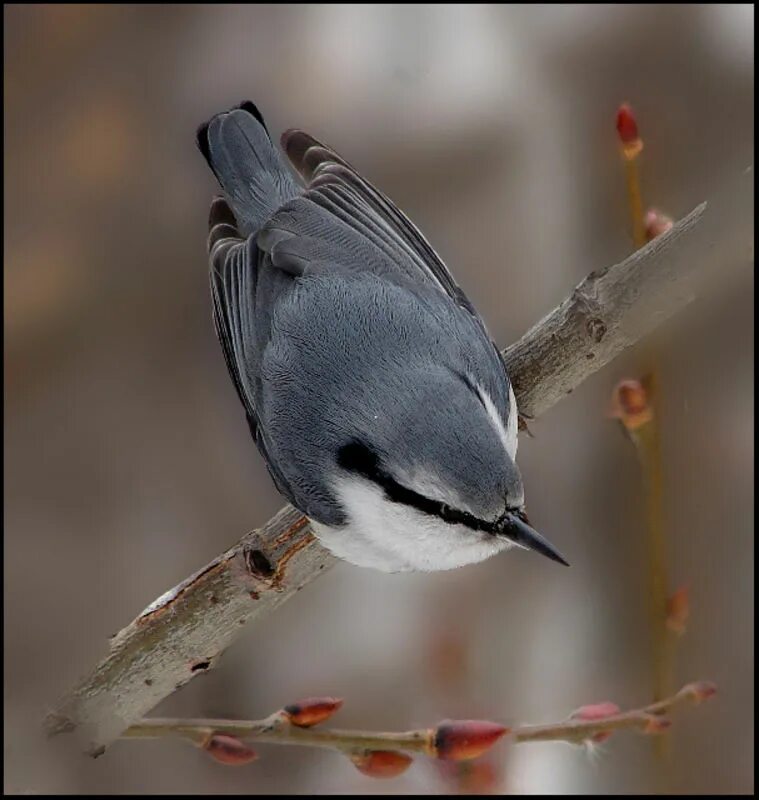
[336,440,379,478]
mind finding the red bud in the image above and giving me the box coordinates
[350,750,413,779]
[571,701,621,721]
[684,681,717,704]
[616,103,644,159]
[434,720,509,761]
[441,759,501,794]
[609,379,653,431]
[570,701,621,744]
[616,103,639,143]
[666,585,690,635]
[428,629,468,689]
[644,208,674,241]
[204,734,257,765]
[643,714,672,735]
[283,696,343,727]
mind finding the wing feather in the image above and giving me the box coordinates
[280,129,473,308]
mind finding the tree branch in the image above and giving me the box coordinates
[45,166,752,756]
[120,681,717,756]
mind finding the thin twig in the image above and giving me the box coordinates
[630,386,674,704]
[616,105,674,770]
[120,682,716,756]
[625,158,646,249]
[125,717,433,755]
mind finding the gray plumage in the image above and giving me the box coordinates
[197,102,566,572]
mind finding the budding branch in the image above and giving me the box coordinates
[45,166,752,756]
[122,681,716,758]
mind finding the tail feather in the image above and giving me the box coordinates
[197,102,300,237]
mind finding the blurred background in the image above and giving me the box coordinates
[4,4,753,794]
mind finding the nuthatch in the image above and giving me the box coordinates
[197,102,567,572]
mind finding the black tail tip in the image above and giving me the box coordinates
[196,119,212,165]
[234,101,267,131]
[196,101,269,164]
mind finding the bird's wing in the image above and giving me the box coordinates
[206,196,296,500]
[207,197,254,428]
[275,129,479,316]
[262,128,511,399]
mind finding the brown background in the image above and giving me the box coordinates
[4,4,753,794]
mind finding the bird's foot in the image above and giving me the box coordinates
[518,412,536,438]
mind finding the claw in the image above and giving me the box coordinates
[518,413,535,438]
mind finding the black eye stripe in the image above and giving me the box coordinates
[337,440,502,534]
[336,440,380,475]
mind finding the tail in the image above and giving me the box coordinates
[196,101,300,237]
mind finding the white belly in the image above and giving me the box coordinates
[311,476,512,573]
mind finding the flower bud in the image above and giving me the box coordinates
[350,750,413,779]
[642,714,672,735]
[283,696,343,727]
[666,585,690,635]
[570,701,621,744]
[204,734,257,765]
[644,208,674,241]
[609,378,653,431]
[683,681,717,704]
[433,720,509,761]
[616,103,639,143]
[616,103,644,159]
[440,759,500,794]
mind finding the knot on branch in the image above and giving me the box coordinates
[586,317,607,343]
[243,546,275,580]
[569,285,608,342]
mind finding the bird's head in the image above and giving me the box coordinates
[335,364,568,569]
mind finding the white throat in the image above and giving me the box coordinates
[311,475,513,573]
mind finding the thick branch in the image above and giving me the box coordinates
[45,166,752,756]
[506,167,752,418]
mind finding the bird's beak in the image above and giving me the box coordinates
[498,509,569,566]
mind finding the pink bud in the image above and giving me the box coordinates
[439,759,501,793]
[570,701,621,744]
[283,696,343,727]
[350,750,413,779]
[643,714,672,735]
[684,681,717,704]
[645,208,674,241]
[609,379,653,431]
[616,104,639,144]
[666,585,690,635]
[434,720,509,761]
[204,734,257,765]
[616,103,644,159]
[571,702,621,721]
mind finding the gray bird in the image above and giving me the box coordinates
[196,101,567,572]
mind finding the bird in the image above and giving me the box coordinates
[196,101,568,573]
